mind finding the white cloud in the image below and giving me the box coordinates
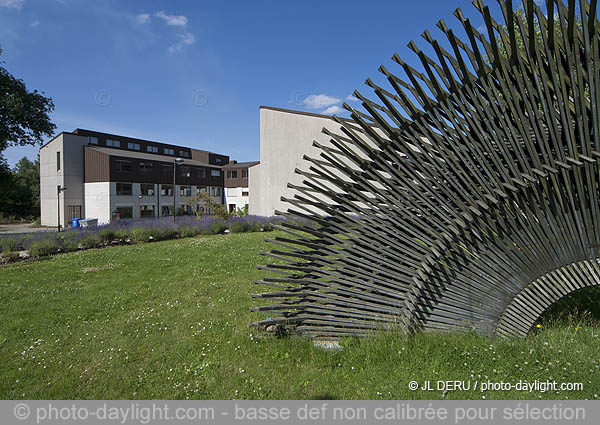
[303,94,341,109]
[346,95,359,102]
[29,20,39,27]
[168,31,196,53]
[136,13,150,24]
[322,106,343,115]
[0,0,25,10]
[178,32,196,45]
[155,11,188,27]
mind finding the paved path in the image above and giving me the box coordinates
[0,223,57,235]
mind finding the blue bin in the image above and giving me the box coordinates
[72,218,81,228]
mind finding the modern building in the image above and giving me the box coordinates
[223,160,259,213]
[40,129,231,227]
[249,105,367,217]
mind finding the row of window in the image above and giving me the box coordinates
[89,136,191,157]
[116,183,222,197]
[226,170,248,179]
[114,159,221,177]
[114,203,211,220]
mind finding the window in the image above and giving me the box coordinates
[180,204,193,215]
[88,136,98,145]
[215,158,223,164]
[179,166,191,178]
[161,164,173,176]
[179,150,190,158]
[139,162,153,170]
[211,169,221,177]
[116,183,132,195]
[140,205,155,218]
[106,139,120,148]
[116,160,131,172]
[226,170,238,179]
[160,185,173,196]
[161,205,173,217]
[198,169,206,179]
[242,191,249,196]
[164,148,174,155]
[210,187,222,197]
[128,142,141,151]
[140,184,154,196]
[180,185,192,196]
[115,206,133,219]
[229,204,236,213]
[242,170,248,178]
[197,186,208,193]
[57,151,61,172]
[147,145,159,153]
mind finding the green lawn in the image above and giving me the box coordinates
[0,232,599,399]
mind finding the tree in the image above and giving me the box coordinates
[14,156,40,217]
[0,156,40,220]
[185,191,230,220]
[0,45,56,160]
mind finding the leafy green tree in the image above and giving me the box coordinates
[1,45,53,220]
[14,156,40,217]
[0,45,56,160]
[186,191,230,220]
[0,156,40,220]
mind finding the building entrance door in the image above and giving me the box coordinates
[67,205,82,221]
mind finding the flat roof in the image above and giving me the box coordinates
[260,105,340,120]
[86,146,219,168]
[41,128,227,157]
[222,161,260,169]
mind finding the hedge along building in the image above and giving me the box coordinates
[39,129,230,227]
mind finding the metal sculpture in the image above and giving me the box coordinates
[251,0,600,338]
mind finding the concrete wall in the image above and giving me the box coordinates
[84,182,111,224]
[250,108,358,217]
[40,133,87,227]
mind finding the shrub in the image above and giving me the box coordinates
[209,221,227,235]
[151,226,178,241]
[58,237,79,253]
[79,234,102,249]
[98,229,116,243]
[0,237,21,253]
[229,220,250,233]
[131,226,154,243]
[179,225,199,238]
[113,229,130,241]
[29,239,59,258]
[0,251,20,264]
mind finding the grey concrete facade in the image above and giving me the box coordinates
[249,106,357,217]
[39,133,87,227]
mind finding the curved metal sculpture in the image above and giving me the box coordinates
[251,0,600,338]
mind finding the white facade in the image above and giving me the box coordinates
[225,186,250,213]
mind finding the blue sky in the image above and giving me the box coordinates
[1,0,539,167]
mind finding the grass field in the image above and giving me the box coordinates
[0,232,599,400]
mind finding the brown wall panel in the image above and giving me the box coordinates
[84,147,110,182]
